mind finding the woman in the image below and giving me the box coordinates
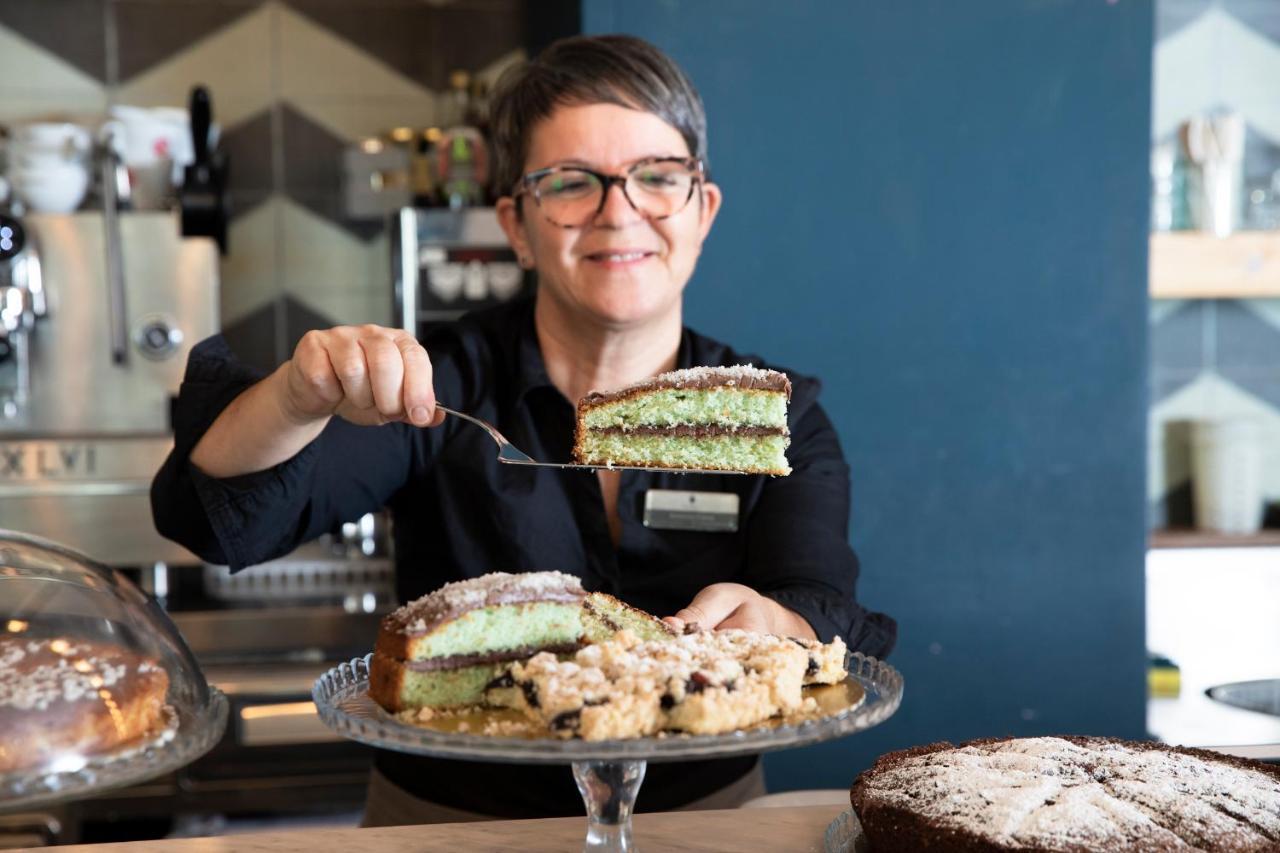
[152,34,895,824]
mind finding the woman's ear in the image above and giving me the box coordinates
[696,182,723,242]
[496,196,535,269]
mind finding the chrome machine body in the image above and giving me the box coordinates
[0,211,218,565]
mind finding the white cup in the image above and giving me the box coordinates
[1191,418,1264,535]
[109,105,195,184]
[9,163,91,213]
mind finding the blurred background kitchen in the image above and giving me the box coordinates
[0,0,1276,846]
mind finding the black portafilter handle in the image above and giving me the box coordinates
[181,85,230,253]
[190,86,211,166]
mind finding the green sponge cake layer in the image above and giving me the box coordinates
[399,601,583,660]
[581,388,787,430]
[576,431,790,476]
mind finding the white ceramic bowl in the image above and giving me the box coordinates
[9,162,90,213]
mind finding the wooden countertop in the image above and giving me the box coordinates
[36,804,848,852]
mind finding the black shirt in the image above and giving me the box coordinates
[151,295,896,817]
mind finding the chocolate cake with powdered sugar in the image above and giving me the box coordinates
[573,365,792,475]
[0,637,170,773]
[850,735,1280,851]
[370,571,586,711]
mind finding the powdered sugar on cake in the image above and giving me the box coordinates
[858,736,1280,849]
[392,571,586,636]
[0,639,134,711]
[580,364,791,405]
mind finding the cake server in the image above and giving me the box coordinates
[435,405,744,475]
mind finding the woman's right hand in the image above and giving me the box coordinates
[276,325,445,428]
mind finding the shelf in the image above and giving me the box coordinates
[1149,528,1280,549]
[1150,232,1280,299]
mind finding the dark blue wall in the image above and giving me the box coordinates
[584,0,1152,789]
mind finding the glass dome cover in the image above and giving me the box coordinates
[0,529,227,811]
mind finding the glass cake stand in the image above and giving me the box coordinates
[313,651,903,851]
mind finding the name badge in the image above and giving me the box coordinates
[642,489,739,533]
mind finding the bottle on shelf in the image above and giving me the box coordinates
[412,127,443,207]
[437,68,489,209]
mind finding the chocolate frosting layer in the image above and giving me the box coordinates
[580,365,791,407]
[588,425,787,437]
[383,571,586,637]
[402,642,584,671]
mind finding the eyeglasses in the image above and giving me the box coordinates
[513,157,704,228]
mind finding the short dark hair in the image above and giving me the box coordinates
[489,34,708,197]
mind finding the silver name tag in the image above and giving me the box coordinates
[643,489,739,532]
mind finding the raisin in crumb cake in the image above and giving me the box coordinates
[850,735,1280,852]
[485,628,848,740]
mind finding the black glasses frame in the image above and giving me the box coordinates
[513,157,705,228]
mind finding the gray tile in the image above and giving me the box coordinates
[1223,0,1280,44]
[282,0,524,90]
[0,0,108,82]
[1151,367,1200,404]
[280,103,342,193]
[282,294,335,355]
[220,108,275,220]
[113,0,262,83]
[280,104,385,240]
[1151,300,1206,372]
[221,298,279,373]
[1155,0,1211,42]
[432,0,525,81]
[1215,300,1280,370]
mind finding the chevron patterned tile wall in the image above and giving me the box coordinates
[1151,0,1280,527]
[0,0,527,370]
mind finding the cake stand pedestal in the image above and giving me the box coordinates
[313,653,902,853]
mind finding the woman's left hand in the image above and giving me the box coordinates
[664,583,817,640]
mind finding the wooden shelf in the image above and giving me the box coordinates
[1149,528,1280,549]
[1150,232,1280,299]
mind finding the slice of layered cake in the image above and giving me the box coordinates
[573,365,792,475]
[369,571,586,712]
[581,591,678,643]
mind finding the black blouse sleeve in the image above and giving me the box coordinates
[150,335,421,571]
[745,377,897,657]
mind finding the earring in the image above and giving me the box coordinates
[519,255,532,269]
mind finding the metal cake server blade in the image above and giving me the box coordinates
[435,405,744,475]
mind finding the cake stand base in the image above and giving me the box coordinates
[573,759,647,851]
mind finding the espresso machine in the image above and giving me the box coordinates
[0,206,218,567]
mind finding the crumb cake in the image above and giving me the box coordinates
[573,365,792,475]
[850,735,1280,852]
[370,571,586,711]
[0,637,170,773]
[485,628,848,740]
